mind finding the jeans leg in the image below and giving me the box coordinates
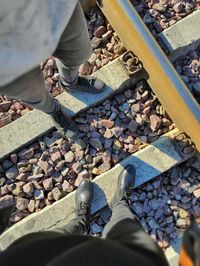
[55,61,79,86]
[54,216,88,235]
[53,2,92,83]
[102,201,169,266]
[102,201,139,240]
[0,66,58,114]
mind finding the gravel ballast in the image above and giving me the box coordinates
[90,155,200,249]
[0,80,175,223]
[131,0,199,36]
[174,45,200,103]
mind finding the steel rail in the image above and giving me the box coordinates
[100,0,200,150]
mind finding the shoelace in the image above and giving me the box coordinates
[53,110,70,128]
[122,186,133,199]
[78,77,94,90]
[77,202,88,216]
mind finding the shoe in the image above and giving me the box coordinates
[59,76,105,94]
[76,179,93,230]
[110,165,136,209]
[51,105,79,139]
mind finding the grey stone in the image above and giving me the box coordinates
[154,208,164,219]
[55,160,65,172]
[90,223,103,234]
[51,151,62,164]
[43,178,53,191]
[128,120,138,133]
[139,192,146,201]
[72,162,82,174]
[131,103,141,113]
[16,198,29,211]
[64,151,74,163]
[62,180,73,193]
[44,136,61,148]
[193,82,200,94]
[28,174,44,181]
[170,167,180,185]
[32,165,43,175]
[98,162,111,173]
[18,148,35,160]
[176,218,187,228]
[23,182,34,194]
[150,115,161,131]
[143,14,155,24]
[132,202,143,214]
[148,217,159,229]
[90,138,103,151]
[104,139,113,149]
[61,166,69,177]
[2,160,13,170]
[0,177,6,186]
[112,127,123,138]
[74,139,86,150]
[78,169,90,179]
[149,199,160,210]
[10,153,18,164]
[34,189,44,200]
[0,195,14,209]
[28,200,35,213]
[6,167,18,180]
[100,208,111,224]
[52,187,62,201]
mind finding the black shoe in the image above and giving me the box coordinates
[51,106,79,139]
[110,165,136,209]
[59,76,105,94]
[76,179,93,231]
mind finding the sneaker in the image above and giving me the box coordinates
[110,165,136,210]
[59,76,105,94]
[76,179,93,232]
[51,106,79,139]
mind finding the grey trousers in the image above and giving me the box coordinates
[5,200,168,265]
[56,201,168,265]
[0,2,92,114]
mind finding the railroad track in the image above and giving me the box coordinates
[0,1,199,264]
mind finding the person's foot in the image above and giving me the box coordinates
[76,179,93,230]
[51,105,79,139]
[59,76,105,94]
[110,165,136,209]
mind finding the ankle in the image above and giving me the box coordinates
[60,76,78,87]
[48,100,61,116]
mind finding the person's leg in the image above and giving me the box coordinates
[54,216,87,235]
[0,66,78,136]
[102,165,169,266]
[54,178,93,235]
[0,66,58,114]
[102,201,165,259]
[53,2,104,93]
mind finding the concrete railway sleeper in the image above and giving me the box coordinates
[0,80,180,223]
[0,2,200,266]
[99,0,200,151]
